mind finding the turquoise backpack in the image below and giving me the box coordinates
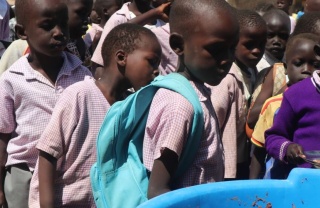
[90,73,204,208]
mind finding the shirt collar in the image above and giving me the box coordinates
[9,52,83,81]
[115,2,132,20]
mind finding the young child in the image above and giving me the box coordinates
[0,0,93,74]
[0,0,92,207]
[91,0,169,68]
[265,36,320,169]
[275,0,296,33]
[250,33,320,179]
[209,9,267,180]
[246,9,291,139]
[28,23,161,208]
[83,0,121,51]
[142,0,239,198]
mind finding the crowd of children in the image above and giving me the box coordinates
[0,0,320,207]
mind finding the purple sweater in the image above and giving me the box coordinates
[265,77,320,168]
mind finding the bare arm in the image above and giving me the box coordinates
[39,150,57,208]
[128,3,171,26]
[148,148,178,199]
[0,133,10,207]
[247,67,274,130]
[249,146,266,179]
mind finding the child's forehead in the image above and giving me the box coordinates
[29,0,67,16]
[240,26,266,39]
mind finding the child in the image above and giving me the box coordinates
[292,11,320,36]
[209,9,266,180]
[0,0,93,74]
[250,33,320,179]
[84,0,121,51]
[0,0,92,207]
[91,0,169,67]
[246,9,291,139]
[28,23,161,208]
[275,0,296,33]
[142,0,239,198]
[63,0,93,68]
[265,36,320,169]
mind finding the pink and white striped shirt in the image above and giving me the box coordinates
[29,78,110,208]
[0,52,92,171]
[143,81,224,188]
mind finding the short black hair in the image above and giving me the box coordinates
[285,33,320,59]
[262,9,291,29]
[101,23,158,67]
[292,12,320,36]
[169,0,237,38]
[237,9,267,32]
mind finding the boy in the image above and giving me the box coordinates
[246,9,291,139]
[0,0,91,207]
[209,9,267,179]
[143,0,239,198]
[250,33,320,179]
[275,0,295,33]
[29,23,161,208]
[265,34,320,169]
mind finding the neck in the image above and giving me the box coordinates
[129,1,151,15]
[177,61,202,83]
[95,67,129,105]
[28,51,64,85]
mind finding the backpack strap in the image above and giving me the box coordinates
[150,73,204,179]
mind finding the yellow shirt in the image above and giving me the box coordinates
[251,93,283,147]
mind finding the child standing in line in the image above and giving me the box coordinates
[84,0,122,52]
[0,0,92,207]
[265,38,320,169]
[209,9,267,180]
[276,0,296,33]
[28,23,161,208]
[246,9,291,139]
[0,0,93,74]
[142,0,239,198]
[250,33,320,179]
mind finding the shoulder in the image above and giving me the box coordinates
[285,78,313,97]
[151,87,194,116]
[260,94,283,115]
[62,78,95,98]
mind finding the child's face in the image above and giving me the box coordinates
[125,34,162,91]
[276,0,292,13]
[264,15,290,60]
[24,0,69,57]
[235,27,267,69]
[286,39,320,85]
[67,0,93,39]
[181,11,239,86]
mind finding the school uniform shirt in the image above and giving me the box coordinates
[251,93,283,148]
[143,81,224,188]
[152,23,178,75]
[83,23,103,48]
[208,63,252,178]
[0,52,92,171]
[29,78,109,208]
[91,2,165,66]
[265,71,320,168]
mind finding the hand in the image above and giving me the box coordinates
[155,2,171,22]
[0,190,7,207]
[286,143,305,164]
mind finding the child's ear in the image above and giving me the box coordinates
[169,33,184,56]
[15,23,27,40]
[115,50,127,67]
[103,8,111,18]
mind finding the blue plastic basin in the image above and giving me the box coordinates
[138,168,320,207]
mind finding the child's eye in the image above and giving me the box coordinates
[148,58,160,68]
[40,22,54,31]
[293,60,303,67]
[313,62,320,68]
